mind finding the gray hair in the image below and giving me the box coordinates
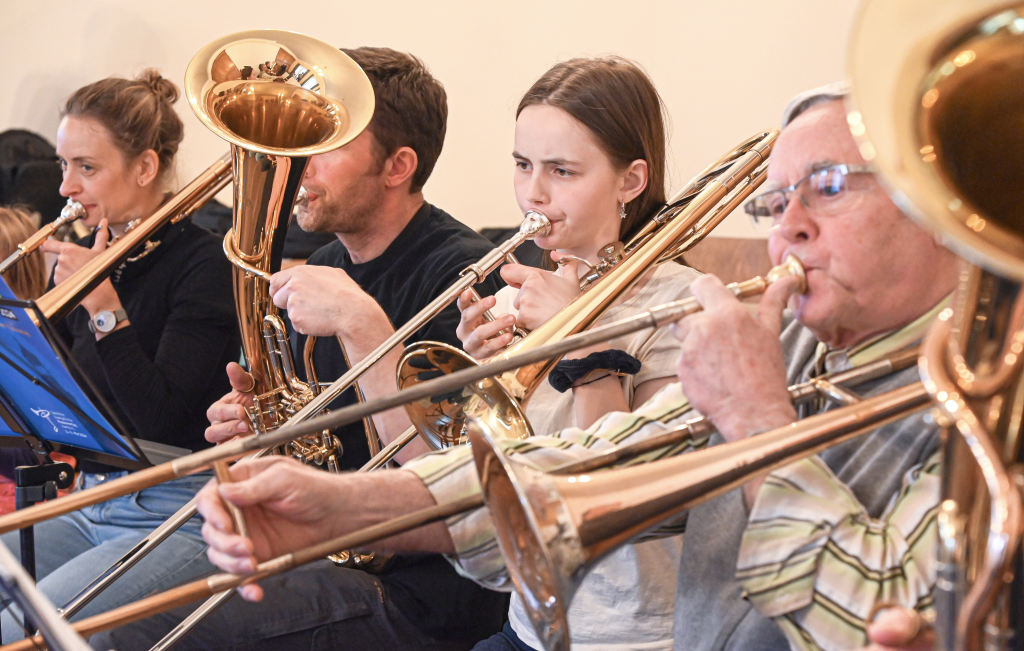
[781,81,850,128]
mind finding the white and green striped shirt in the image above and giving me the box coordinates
[404,301,945,651]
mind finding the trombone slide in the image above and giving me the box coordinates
[0,257,805,537]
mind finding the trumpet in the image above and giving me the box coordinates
[0,199,86,275]
[0,331,930,651]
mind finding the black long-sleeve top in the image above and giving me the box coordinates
[56,219,240,474]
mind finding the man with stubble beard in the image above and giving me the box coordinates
[92,47,509,651]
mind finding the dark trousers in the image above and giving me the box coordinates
[91,559,497,651]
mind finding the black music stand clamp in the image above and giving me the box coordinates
[14,460,74,582]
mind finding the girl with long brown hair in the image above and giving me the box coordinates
[459,56,695,651]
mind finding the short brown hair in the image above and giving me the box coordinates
[341,48,447,193]
[0,207,47,300]
[62,69,184,180]
[518,57,668,242]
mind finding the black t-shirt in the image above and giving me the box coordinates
[291,201,505,470]
[57,220,240,473]
[290,202,509,643]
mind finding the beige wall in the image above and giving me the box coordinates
[0,0,860,237]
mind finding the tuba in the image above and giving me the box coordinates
[185,30,375,470]
[849,0,1024,649]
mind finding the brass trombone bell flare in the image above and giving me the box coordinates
[469,383,931,651]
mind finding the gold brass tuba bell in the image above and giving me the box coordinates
[185,30,374,470]
[849,1,1024,649]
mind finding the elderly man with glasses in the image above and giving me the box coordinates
[194,83,958,651]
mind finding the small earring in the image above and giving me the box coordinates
[620,201,627,220]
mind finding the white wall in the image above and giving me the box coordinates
[0,0,860,237]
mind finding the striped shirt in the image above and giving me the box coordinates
[404,300,946,651]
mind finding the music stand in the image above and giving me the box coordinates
[0,277,149,600]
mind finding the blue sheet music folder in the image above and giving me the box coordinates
[0,276,140,462]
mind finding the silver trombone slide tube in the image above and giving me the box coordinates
[0,542,92,651]
[147,588,236,651]
[549,347,921,476]
[361,426,419,472]
[283,211,551,427]
[58,499,199,620]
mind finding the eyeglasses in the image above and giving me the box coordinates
[743,164,876,232]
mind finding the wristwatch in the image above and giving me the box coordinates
[88,308,128,334]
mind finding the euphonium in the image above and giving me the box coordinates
[185,30,374,470]
[849,1,1024,649]
[398,130,778,450]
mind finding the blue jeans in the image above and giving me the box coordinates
[472,622,535,651]
[0,471,216,644]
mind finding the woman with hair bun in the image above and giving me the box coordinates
[0,70,240,642]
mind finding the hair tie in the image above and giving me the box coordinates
[548,350,641,393]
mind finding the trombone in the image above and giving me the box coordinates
[0,256,808,538]
[0,199,86,275]
[0,271,935,651]
[397,129,779,453]
[0,353,931,650]
[26,156,232,326]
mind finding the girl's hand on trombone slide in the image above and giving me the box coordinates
[456,290,515,359]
